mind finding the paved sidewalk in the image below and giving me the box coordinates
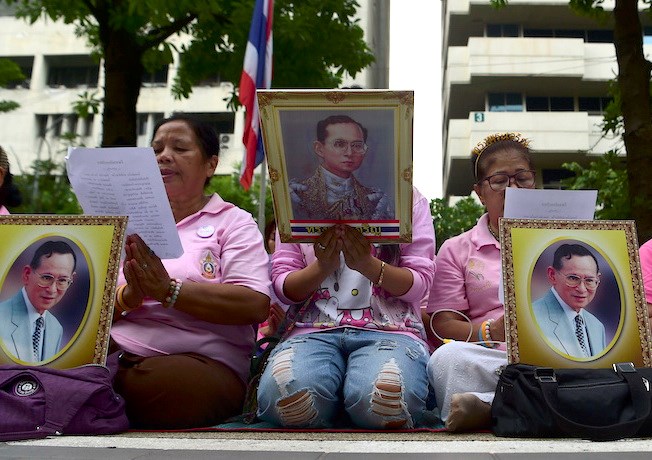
[2,434,652,459]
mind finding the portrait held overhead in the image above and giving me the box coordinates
[257,90,414,243]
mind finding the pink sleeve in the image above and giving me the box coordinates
[395,189,436,303]
[270,232,310,307]
[426,237,468,314]
[640,240,652,304]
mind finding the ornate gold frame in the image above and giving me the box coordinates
[0,215,127,368]
[500,218,652,368]
[257,89,414,243]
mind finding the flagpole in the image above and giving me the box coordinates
[257,157,267,233]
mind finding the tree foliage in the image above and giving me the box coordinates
[491,0,652,243]
[13,158,82,214]
[430,196,484,251]
[562,150,630,220]
[0,57,24,112]
[7,0,374,146]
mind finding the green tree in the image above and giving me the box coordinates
[430,196,484,251]
[0,57,25,112]
[492,0,652,242]
[561,150,630,220]
[8,0,374,147]
[13,158,82,214]
[205,167,274,225]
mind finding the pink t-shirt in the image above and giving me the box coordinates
[0,205,9,215]
[111,194,271,383]
[426,213,503,324]
[640,239,652,304]
[272,187,436,342]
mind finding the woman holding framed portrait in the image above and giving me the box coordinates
[425,133,536,431]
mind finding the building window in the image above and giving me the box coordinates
[486,24,519,38]
[542,168,575,190]
[3,56,32,89]
[586,29,613,43]
[555,29,585,39]
[550,97,574,111]
[523,29,553,38]
[137,112,165,136]
[578,96,611,115]
[47,57,99,88]
[142,67,169,87]
[644,27,652,45]
[488,93,523,112]
[525,96,573,112]
[82,115,94,137]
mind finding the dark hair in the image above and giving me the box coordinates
[30,240,77,272]
[0,171,23,208]
[552,243,599,273]
[471,135,534,182]
[152,114,220,161]
[263,218,276,253]
[316,115,368,143]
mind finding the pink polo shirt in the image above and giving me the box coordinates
[640,239,652,304]
[426,213,503,324]
[111,194,271,383]
[0,205,9,215]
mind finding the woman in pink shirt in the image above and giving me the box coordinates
[0,145,23,214]
[426,133,536,431]
[110,115,271,429]
[257,188,436,429]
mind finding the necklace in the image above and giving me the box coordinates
[488,221,499,241]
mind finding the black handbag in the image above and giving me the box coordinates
[491,362,652,441]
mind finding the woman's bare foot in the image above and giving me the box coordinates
[445,393,491,432]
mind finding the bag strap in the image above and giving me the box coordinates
[536,363,651,441]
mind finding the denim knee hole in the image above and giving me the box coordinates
[370,358,412,428]
[376,339,398,351]
[276,389,318,426]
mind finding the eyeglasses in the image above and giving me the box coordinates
[327,139,368,155]
[480,170,536,192]
[557,272,600,289]
[34,272,73,289]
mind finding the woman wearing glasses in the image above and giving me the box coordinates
[288,115,393,221]
[425,133,536,431]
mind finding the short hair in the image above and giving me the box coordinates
[30,240,77,272]
[552,243,599,273]
[152,114,220,161]
[263,218,276,253]
[316,115,368,143]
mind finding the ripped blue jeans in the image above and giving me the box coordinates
[256,328,430,429]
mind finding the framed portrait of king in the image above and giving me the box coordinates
[500,218,652,368]
[257,89,414,243]
[0,215,127,368]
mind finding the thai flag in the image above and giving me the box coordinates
[238,0,273,190]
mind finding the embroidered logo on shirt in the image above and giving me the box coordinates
[200,250,217,279]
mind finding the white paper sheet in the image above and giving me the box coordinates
[504,188,598,220]
[66,147,183,259]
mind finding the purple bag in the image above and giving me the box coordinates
[0,359,129,441]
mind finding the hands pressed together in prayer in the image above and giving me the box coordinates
[313,225,376,277]
[121,234,171,308]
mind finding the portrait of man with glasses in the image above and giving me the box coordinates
[0,240,76,362]
[532,243,608,359]
[288,114,393,221]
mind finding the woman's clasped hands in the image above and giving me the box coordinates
[122,233,171,308]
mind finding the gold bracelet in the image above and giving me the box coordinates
[116,284,137,314]
[376,261,386,287]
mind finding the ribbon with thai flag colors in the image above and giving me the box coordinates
[238,0,273,190]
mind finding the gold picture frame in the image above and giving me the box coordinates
[257,89,414,243]
[500,218,652,368]
[0,215,127,368]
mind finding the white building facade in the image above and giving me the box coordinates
[442,0,651,198]
[0,2,389,178]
